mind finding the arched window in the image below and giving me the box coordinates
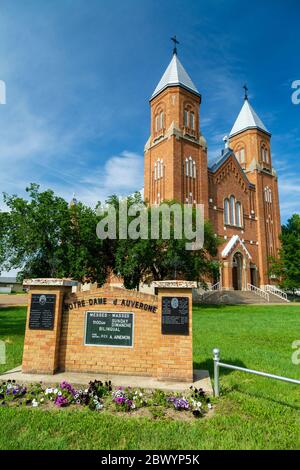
[224,199,230,225]
[189,157,193,177]
[236,201,242,227]
[154,159,164,180]
[160,111,164,129]
[264,186,272,203]
[190,112,195,130]
[184,110,189,127]
[261,145,269,163]
[235,148,245,164]
[230,196,236,225]
[185,157,196,178]
[154,109,164,132]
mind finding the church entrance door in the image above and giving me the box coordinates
[232,252,243,290]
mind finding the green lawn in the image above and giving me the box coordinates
[0,304,299,450]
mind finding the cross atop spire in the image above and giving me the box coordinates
[171,35,179,55]
[243,84,248,101]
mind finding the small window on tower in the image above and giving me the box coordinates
[160,112,164,130]
[184,110,189,127]
[190,112,195,130]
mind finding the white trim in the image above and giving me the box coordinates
[221,235,252,259]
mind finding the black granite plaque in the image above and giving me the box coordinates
[29,294,56,330]
[161,296,189,335]
[85,311,134,347]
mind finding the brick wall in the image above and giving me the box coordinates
[23,284,193,382]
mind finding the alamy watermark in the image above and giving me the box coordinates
[0,340,6,365]
[0,80,6,104]
[291,340,300,365]
[291,80,300,105]
[96,200,204,251]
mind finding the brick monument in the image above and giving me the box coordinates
[22,279,196,382]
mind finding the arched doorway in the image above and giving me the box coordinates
[232,252,243,290]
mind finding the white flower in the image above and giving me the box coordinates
[58,391,62,396]
[7,384,12,390]
[32,399,39,407]
[96,403,103,410]
[40,398,44,403]
[54,388,58,394]
[208,403,212,409]
[131,403,136,409]
[84,389,88,393]
[139,392,143,397]
[197,402,202,408]
[74,394,79,399]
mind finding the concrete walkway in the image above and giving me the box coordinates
[0,294,27,307]
[0,366,213,394]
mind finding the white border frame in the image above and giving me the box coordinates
[84,311,134,348]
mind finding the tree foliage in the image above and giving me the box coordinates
[269,214,300,291]
[0,184,108,284]
[0,185,220,289]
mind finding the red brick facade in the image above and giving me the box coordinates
[144,62,281,290]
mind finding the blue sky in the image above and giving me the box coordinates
[0,0,299,223]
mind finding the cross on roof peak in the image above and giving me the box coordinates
[171,35,179,55]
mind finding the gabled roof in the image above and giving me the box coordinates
[221,235,252,259]
[229,99,270,137]
[209,148,234,173]
[151,54,200,99]
[208,148,256,190]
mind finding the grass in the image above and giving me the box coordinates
[0,304,299,449]
[0,307,26,374]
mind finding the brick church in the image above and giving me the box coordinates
[144,50,281,291]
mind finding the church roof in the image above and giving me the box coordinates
[151,54,200,99]
[208,148,256,189]
[229,99,270,137]
[221,235,252,259]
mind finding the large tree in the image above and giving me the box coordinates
[111,197,220,289]
[269,214,300,291]
[0,184,108,284]
[0,185,220,289]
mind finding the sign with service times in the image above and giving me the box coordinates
[85,311,134,347]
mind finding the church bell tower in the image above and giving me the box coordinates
[144,40,208,216]
[229,89,281,286]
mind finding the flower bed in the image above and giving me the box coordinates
[0,379,212,419]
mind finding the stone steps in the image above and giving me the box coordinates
[195,289,288,305]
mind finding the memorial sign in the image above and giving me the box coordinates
[29,294,56,330]
[161,296,189,335]
[85,311,134,347]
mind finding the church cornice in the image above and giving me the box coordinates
[144,122,207,152]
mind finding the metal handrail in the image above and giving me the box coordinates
[201,281,221,300]
[264,284,289,302]
[213,348,300,397]
[247,283,270,301]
